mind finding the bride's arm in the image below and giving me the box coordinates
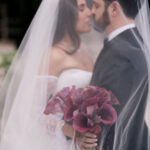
[43,112,75,138]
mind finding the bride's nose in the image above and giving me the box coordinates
[87,7,92,16]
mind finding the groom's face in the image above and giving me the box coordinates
[92,0,110,31]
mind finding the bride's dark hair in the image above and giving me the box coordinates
[53,0,80,52]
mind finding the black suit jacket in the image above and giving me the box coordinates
[91,28,148,150]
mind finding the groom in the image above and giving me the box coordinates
[81,0,149,150]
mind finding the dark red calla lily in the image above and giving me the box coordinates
[86,104,99,116]
[98,103,117,125]
[44,97,65,115]
[82,86,100,100]
[64,105,77,121]
[73,113,92,133]
[96,88,112,104]
[90,124,102,135]
[80,96,99,112]
[73,109,80,117]
[70,87,84,106]
[56,87,71,101]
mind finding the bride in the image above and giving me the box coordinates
[0,0,97,150]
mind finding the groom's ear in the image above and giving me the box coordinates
[108,1,122,18]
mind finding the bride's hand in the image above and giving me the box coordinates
[78,132,98,150]
[62,123,75,138]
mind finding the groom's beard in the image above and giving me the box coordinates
[92,8,110,33]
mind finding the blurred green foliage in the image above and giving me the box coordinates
[0,51,16,78]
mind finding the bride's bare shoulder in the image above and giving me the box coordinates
[50,47,66,62]
[49,46,68,76]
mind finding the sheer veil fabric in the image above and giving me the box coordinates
[135,0,150,130]
[0,0,150,150]
[0,0,62,149]
[137,0,150,128]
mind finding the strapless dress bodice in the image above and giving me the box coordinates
[53,69,92,93]
[36,69,92,95]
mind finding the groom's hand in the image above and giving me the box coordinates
[78,132,98,150]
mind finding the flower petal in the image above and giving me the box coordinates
[73,113,91,133]
[88,118,94,127]
[56,87,71,101]
[80,97,99,112]
[71,87,84,106]
[98,103,117,125]
[44,97,65,115]
[64,105,77,121]
[73,109,80,117]
[90,125,102,135]
[86,104,98,116]
[82,86,100,100]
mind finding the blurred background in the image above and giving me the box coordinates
[0,0,150,84]
[0,0,41,46]
[0,0,41,83]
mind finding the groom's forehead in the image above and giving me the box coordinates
[93,0,103,4]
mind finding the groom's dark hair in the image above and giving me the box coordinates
[103,0,141,19]
[53,0,80,53]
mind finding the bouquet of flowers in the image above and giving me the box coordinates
[44,86,119,149]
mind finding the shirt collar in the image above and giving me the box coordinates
[108,24,136,41]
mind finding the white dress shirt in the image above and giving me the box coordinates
[108,24,136,41]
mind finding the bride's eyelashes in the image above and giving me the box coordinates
[78,4,85,12]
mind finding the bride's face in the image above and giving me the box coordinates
[75,0,92,34]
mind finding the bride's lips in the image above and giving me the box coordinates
[85,19,91,25]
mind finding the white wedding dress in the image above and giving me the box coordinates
[54,69,92,93]
[37,69,92,150]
